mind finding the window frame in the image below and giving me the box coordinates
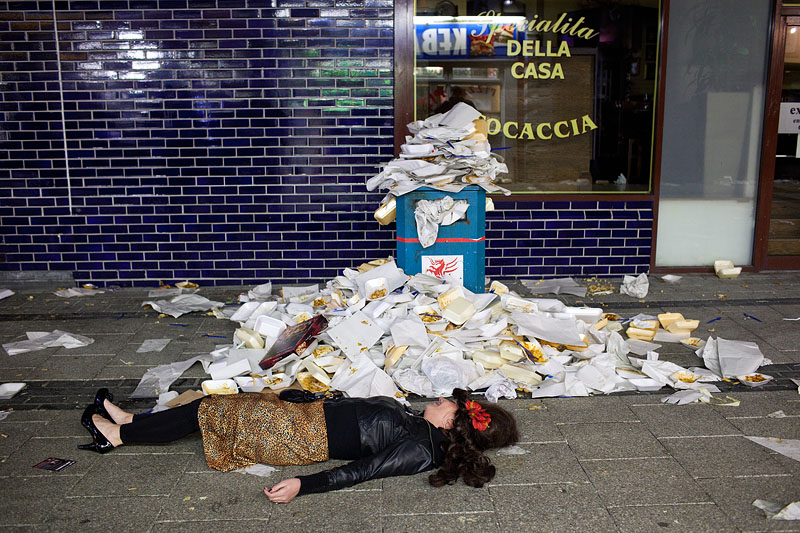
[393,0,669,201]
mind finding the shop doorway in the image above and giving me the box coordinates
[758,13,800,269]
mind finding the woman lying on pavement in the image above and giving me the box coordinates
[78,387,519,503]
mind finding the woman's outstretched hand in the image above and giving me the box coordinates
[265,478,300,503]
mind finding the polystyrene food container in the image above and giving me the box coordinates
[201,379,239,395]
[0,382,25,399]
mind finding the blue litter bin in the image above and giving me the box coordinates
[395,186,486,293]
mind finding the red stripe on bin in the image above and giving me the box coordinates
[396,236,485,243]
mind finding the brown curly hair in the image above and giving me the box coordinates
[428,388,519,488]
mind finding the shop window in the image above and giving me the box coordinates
[655,0,771,267]
[412,0,661,193]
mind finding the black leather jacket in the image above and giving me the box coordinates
[296,396,449,495]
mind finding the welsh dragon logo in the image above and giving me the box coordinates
[425,257,460,279]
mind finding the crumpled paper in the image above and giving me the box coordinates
[414,196,469,248]
[485,379,517,403]
[329,353,402,400]
[142,293,224,318]
[131,354,216,398]
[366,103,511,198]
[699,337,764,378]
[233,464,276,477]
[54,287,105,297]
[753,499,800,520]
[521,278,587,297]
[620,272,649,298]
[2,330,94,356]
[661,389,708,405]
[421,356,480,396]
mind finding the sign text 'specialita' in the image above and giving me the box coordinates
[476,10,599,140]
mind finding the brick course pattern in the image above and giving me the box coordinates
[0,0,651,285]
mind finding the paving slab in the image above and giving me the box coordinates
[0,436,102,477]
[543,397,640,424]
[558,422,668,460]
[381,471,493,515]
[150,519,271,533]
[21,355,115,381]
[488,442,588,486]
[696,476,800,532]
[503,405,564,443]
[710,391,800,417]
[659,436,790,479]
[39,495,166,533]
[629,403,743,437]
[382,511,501,533]
[156,470,274,521]
[267,488,382,531]
[70,452,191,497]
[490,483,618,533]
[607,502,737,533]
[0,476,82,527]
[725,416,800,440]
[580,456,713,506]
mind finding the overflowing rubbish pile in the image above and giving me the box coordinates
[367,102,510,198]
[131,259,771,404]
[367,103,509,236]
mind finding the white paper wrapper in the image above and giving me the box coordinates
[3,330,94,356]
[136,339,171,353]
[329,353,402,400]
[142,293,223,318]
[620,272,649,298]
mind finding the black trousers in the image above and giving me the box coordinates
[119,398,203,444]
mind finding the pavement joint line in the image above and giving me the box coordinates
[578,456,673,462]
[110,451,196,456]
[487,481,591,487]
[64,494,168,499]
[382,511,495,517]
[518,440,568,444]
[153,519,270,523]
[731,473,794,479]
[726,415,800,419]
[657,434,743,439]
[555,420,642,425]
[605,502,717,509]
[693,473,793,480]
[27,436,84,440]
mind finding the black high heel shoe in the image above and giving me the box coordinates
[77,404,114,454]
[93,388,113,421]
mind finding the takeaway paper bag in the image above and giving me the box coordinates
[329,353,401,399]
[700,337,764,378]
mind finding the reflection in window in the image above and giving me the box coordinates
[414,0,660,193]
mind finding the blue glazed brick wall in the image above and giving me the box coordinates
[0,0,653,286]
[486,200,653,279]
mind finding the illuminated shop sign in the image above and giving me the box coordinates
[414,22,522,59]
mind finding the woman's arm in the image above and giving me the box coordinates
[294,438,435,496]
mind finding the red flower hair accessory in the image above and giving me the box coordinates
[464,400,491,431]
